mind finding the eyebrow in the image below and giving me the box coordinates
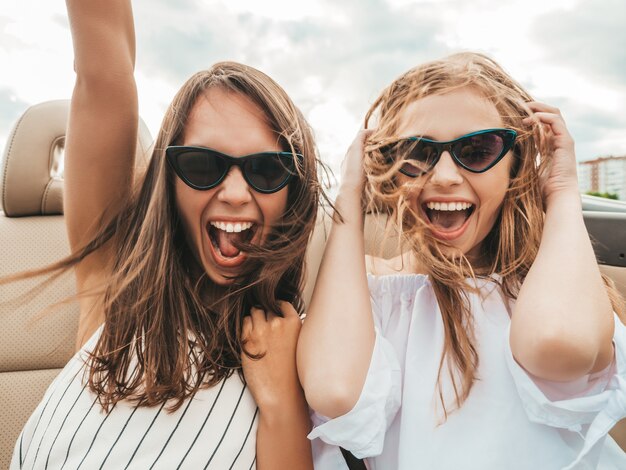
[181,145,285,157]
[400,128,502,141]
[397,134,434,141]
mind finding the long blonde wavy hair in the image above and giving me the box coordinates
[363,52,625,418]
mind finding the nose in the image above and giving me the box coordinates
[216,166,253,206]
[429,151,463,187]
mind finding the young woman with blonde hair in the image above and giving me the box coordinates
[11,0,323,468]
[299,52,626,469]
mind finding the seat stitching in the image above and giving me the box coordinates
[2,107,31,215]
[41,179,55,215]
[42,134,65,215]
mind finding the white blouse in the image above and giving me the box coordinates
[309,274,626,470]
[12,329,258,470]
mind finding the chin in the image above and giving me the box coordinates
[436,244,466,260]
[204,265,242,286]
[207,274,235,286]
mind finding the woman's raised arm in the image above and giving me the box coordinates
[64,0,138,267]
[64,0,139,346]
[510,103,614,381]
[297,130,376,418]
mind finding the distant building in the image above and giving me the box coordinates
[578,155,626,201]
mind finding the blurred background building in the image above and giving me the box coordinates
[578,156,626,201]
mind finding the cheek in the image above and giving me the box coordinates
[398,177,425,213]
[258,189,289,225]
[174,181,195,226]
[477,155,512,209]
[475,176,511,233]
[174,180,210,242]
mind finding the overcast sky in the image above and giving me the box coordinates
[1,0,625,179]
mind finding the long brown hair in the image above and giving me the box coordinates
[7,62,326,411]
[363,52,626,418]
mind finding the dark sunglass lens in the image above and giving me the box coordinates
[177,149,226,187]
[245,154,292,192]
[382,140,435,176]
[402,140,438,176]
[455,132,505,171]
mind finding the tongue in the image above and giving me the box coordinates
[216,230,243,258]
[429,210,469,231]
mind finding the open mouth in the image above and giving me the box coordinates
[422,201,475,239]
[207,221,257,267]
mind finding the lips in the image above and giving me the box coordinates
[421,200,475,241]
[206,220,257,268]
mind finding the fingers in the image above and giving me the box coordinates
[278,300,306,324]
[250,306,267,325]
[523,102,578,202]
[243,307,266,340]
[523,102,571,139]
[343,129,370,164]
[341,128,376,192]
[245,303,300,337]
[357,128,375,143]
[351,129,375,154]
[278,301,299,318]
[350,127,374,144]
[527,112,570,138]
[242,315,252,341]
[248,305,289,328]
[526,101,561,115]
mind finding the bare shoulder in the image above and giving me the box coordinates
[366,252,419,276]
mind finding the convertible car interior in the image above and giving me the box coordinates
[1,100,625,468]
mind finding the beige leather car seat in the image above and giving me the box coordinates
[0,100,152,469]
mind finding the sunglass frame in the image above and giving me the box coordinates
[386,128,517,177]
[166,145,300,194]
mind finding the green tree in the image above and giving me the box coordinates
[586,191,619,200]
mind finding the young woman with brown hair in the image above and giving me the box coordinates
[11,1,323,468]
[299,52,626,469]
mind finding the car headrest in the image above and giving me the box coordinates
[1,100,153,217]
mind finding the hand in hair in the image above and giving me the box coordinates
[298,129,376,419]
[339,129,374,195]
[242,302,313,469]
[523,102,579,206]
[242,302,304,406]
[513,103,614,381]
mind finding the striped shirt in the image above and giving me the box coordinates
[11,330,258,470]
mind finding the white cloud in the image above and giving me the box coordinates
[212,0,343,22]
[600,130,626,157]
[1,0,625,167]
[308,100,362,179]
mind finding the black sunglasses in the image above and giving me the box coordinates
[381,128,517,177]
[166,146,300,194]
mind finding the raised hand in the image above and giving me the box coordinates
[241,301,304,409]
[513,102,614,382]
[241,302,312,469]
[523,102,579,206]
[297,129,377,419]
[340,129,374,195]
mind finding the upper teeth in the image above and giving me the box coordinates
[210,221,254,233]
[426,201,473,211]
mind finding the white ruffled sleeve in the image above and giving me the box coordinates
[505,314,626,469]
[308,275,403,460]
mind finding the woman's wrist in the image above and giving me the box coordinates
[544,187,582,212]
[337,180,364,200]
[256,387,309,425]
[335,184,365,222]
